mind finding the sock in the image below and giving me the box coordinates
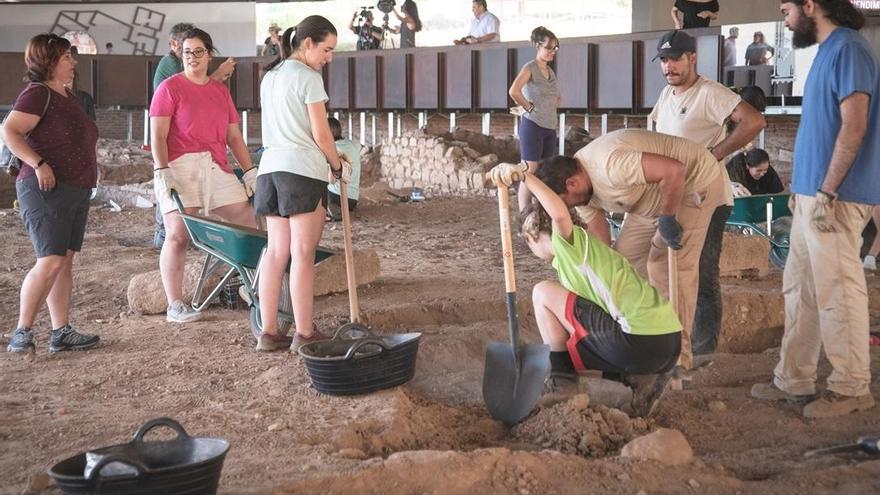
[550,351,575,375]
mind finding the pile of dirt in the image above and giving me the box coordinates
[513,397,650,457]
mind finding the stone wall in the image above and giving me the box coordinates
[378,128,520,196]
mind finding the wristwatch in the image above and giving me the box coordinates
[817,189,836,202]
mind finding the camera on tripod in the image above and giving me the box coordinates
[376,0,396,14]
[356,5,374,23]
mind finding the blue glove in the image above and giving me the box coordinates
[658,215,683,250]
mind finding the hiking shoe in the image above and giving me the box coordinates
[49,325,99,352]
[626,371,673,417]
[538,372,581,408]
[291,328,330,352]
[255,331,294,352]
[802,391,875,419]
[750,382,816,404]
[166,300,203,323]
[7,328,35,353]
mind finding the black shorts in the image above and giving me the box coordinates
[16,176,91,258]
[254,172,327,217]
[564,293,680,375]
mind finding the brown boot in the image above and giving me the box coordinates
[255,331,294,352]
[750,382,816,404]
[291,326,330,352]
[802,391,875,419]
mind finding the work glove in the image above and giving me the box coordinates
[811,191,837,233]
[489,162,528,188]
[657,215,683,250]
[241,167,258,198]
[328,159,352,185]
[153,167,177,202]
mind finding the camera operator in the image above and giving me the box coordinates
[350,8,383,50]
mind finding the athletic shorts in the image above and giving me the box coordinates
[16,176,91,258]
[564,292,681,375]
[518,116,557,162]
[155,152,248,215]
[328,191,358,211]
[254,171,327,217]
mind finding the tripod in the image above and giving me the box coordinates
[380,12,396,50]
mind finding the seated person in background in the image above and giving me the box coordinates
[726,148,784,196]
[491,165,682,417]
[326,117,361,221]
[454,0,500,45]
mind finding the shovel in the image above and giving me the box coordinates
[482,185,550,424]
[335,169,371,339]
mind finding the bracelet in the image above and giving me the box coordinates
[35,158,46,168]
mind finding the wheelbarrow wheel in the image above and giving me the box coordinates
[248,277,293,340]
[769,216,792,271]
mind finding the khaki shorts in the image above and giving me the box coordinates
[155,152,248,215]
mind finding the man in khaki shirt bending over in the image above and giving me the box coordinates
[492,129,727,371]
[650,29,766,356]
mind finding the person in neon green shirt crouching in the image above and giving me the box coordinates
[491,161,683,416]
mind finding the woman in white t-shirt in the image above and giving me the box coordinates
[254,16,349,352]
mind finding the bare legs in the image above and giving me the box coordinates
[17,250,76,330]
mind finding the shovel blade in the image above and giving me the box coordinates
[482,341,551,424]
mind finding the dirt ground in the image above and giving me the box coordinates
[1,144,879,494]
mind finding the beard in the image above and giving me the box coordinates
[791,11,818,48]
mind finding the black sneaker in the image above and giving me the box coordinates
[626,371,673,417]
[7,328,35,353]
[49,325,99,352]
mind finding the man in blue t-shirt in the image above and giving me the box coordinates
[752,0,878,419]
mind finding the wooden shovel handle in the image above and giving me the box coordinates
[339,176,360,323]
[497,186,516,294]
[667,246,678,314]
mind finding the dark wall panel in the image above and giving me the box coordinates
[232,61,259,110]
[696,35,721,81]
[640,38,666,110]
[382,53,407,109]
[354,56,378,109]
[477,48,508,110]
[327,56,351,110]
[444,49,472,110]
[412,51,438,109]
[0,53,25,105]
[596,41,633,111]
[514,47,533,73]
[556,44,590,110]
[96,57,149,106]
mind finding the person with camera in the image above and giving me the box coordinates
[255,17,351,352]
[4,34,101,354]
[454,0,500,45]
[390,0,422,48]
[350,8,383,51]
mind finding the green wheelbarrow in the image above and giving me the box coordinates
[725,193,792,270]
[169,190,335,338]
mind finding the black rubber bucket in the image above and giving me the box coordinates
[48,417,229,495]
[298,332,421,395]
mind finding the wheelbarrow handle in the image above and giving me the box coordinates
[133,417,190,443]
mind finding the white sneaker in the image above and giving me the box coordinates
[864,255,877,271]
[166,300,203,323]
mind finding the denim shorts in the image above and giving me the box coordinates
[16,176,91,258]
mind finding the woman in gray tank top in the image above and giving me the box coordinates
[508,26,561,210]
[392,0,422,49]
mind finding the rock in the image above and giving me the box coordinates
[463,147,481,159]
[22,473,49,494]
[570,393,590,411]
[708,400,727,412]
[719,232,769,277]
[475,153,499,165]
[313,249,381,297]
[620,428,693,466]
[127,263,225,315]
[688,479,700,489]
[267,421,285,432]
[336,448,369,460]
[444,146,464,159]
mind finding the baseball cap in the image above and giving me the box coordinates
[653,30,696,61]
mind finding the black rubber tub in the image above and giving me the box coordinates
[298,332,421,395]
[48,417,229,495]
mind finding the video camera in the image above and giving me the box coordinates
[376,0,396,14]
[357,6,374,20]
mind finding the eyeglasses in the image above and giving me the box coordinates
[539,42,559,52]
[182,48,208,59]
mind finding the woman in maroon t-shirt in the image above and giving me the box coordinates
[2,33,100,354]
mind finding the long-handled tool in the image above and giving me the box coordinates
[335,170,370,337]
[482,185,550,424]
[804,436,880,457]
